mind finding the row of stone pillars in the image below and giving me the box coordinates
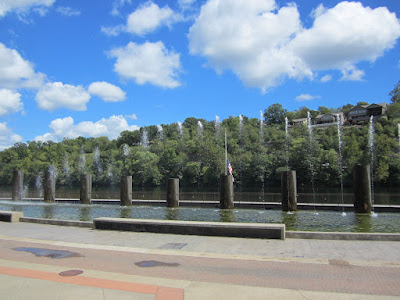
[11,166,373,212]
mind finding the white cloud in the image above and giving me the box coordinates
[103,1,182,36]
[320,75,332,83]
[101,25,124,36]
[34,115,139,142]
[109,41,182,88]
[0,89,23,116]
[189,0,400,91]
[0,43,45,89]
[340,66,364,81]
[188,0,308,92]
[0,0,55,17]
[290,2,400,74]
[178,0,196,11]
[111,0,132,16]
[126,1,181,35]
[295,94,320,101]
[88,81,126,102]
[56,6,81,17]
[0,122,22,150]
[35,82,91,111]
[125,113,137,120]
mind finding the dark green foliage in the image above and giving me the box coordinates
[264,103,287,125]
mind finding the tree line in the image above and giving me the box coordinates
[1,82,400,190]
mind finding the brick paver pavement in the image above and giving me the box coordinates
[0,221,399,299]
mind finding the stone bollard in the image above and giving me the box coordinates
[281,170,297,211]
[44,169,55,203]
[80,174,92,204]
[12,170,24,201]
[220,174,234,209]
[353,165,372,213]
[120,176,132,206]
[167,178,179,207]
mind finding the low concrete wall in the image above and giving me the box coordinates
[20,217,92,228]
[286,231,400,241]
[0,210,23,222]
[93,218,285,240]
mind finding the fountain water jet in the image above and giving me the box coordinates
[177,121,183,139]
[239,115,244,139]
[368,116,377,217]
[93,147,102,175]
[122,144,129,157]
[157,125,164,141]
[238,115,244,199]
[79,148,86,174]
[336,114,346,216]
[141,129,149,148]
[197,121,204,138]
[35,172,43,197]
[307,111,318,215]
[398,123,400,151]
[215,115,221,140]
[259,111,265,203]
[259,110,264,142]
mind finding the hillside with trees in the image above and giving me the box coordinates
[1,82,400,190]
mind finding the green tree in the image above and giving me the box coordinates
[389,80,400,103]
[264,103,287,125]
[318,106,331,114]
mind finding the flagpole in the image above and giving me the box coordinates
[225,129,227,176]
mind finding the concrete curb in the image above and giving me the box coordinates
[19,217,92,228]
[93,218,286,240]
[0,210,23,222]
[287,231,400,241]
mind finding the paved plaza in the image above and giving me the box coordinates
[0,221,399,299]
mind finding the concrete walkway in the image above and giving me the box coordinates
[0,221,399,299]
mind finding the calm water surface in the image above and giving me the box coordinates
[0,200,399,233]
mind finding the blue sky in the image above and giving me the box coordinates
[0,0,400,149]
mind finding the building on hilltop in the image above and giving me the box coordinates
[316,112,344,126]
[291,118,308,127]
[347,103,387,124]
[367,103,387,117]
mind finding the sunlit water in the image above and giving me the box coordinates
[1,200,399,233]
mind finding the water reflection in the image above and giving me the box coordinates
[121,207,132,218]
[166,208,179,220]
[353,213,373,233]
[281,211,297,231]
[11,204,21,212]
[79,206,91,221]
[219,209,236,222]
[43,206,54,219]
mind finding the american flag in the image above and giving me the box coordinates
[227,158,235,182]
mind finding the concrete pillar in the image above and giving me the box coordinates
[167,178,179,207]
[353,165,372,213]
[220,174,234,209]
[44,169,55,203]
[12,170,24,201]
[80,174,92,204]
[281,171,297,211]
[120,176,132,206]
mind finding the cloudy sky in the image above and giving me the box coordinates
[0,0,399,149]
